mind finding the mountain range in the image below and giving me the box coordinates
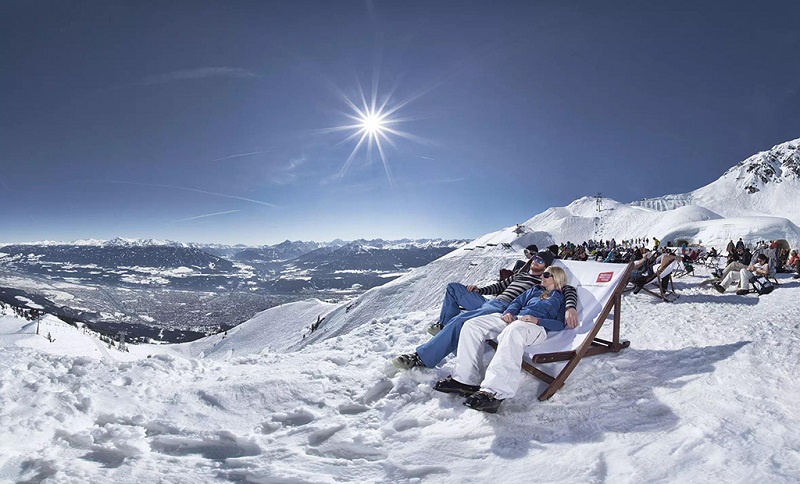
[0,238,467,291]
[477,138,800,250]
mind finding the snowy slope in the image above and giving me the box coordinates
[3,240,800,482]
[660,216,800,249]
[514,195,800,249]
[518,197,730,247]
[175,298,339,359]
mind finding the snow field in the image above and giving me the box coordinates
[2,249,800,482]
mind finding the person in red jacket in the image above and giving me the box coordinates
[788,249,800,279]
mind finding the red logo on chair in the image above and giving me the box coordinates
[596,272,614,283]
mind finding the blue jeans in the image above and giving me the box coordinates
[417,299,508,368]
[437,282,488,325]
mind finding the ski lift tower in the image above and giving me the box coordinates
[593,192,604,239]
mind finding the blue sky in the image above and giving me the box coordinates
[2,1,799,245]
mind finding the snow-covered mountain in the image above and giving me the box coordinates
[229,240,330,262]
[490,138,800,249]
[3,237,193,248]
[631,138,800,224]
[0,238,470,337]
[0,243,235,272]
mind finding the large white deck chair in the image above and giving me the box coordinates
[645,259,679,302]
[624,258,679,302]
[490,260,633,401]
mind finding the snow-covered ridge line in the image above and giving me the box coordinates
[0,237,469,249]
[631,138,800,223]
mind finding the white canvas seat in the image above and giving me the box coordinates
[624,258,679,302]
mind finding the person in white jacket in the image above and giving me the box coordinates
[713,253,769,295]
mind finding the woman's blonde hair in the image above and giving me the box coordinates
[540,265,567,299]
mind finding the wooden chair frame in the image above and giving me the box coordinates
[624,260,679,302]
[639,270,679,302]
[672,260,695,278]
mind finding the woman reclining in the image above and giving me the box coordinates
[433,266,569,413]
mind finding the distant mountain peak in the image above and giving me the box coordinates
[103,237,185,247]
[723,138,800,193]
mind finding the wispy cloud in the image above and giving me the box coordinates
[140,67,259,86]
[104,180,278,207]
[397,177,466,187]
[0,179,11,193]
[103,67,260,91]
[210,150,270,162]
[270,156,307,185]
[171,210,240,223]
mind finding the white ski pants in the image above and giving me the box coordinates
[451,314,547,400]
[720,268,754,290]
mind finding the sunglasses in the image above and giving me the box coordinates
[531,256,545,265]
[542,271,552,279]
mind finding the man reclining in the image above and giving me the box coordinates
[392,250,578,369]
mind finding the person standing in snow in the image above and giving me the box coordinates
[433,266,569,413]
[392,251,578,370]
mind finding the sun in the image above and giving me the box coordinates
[361,111,386,135]
[323,78,425,188]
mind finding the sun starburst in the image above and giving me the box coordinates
[322,78,426,188]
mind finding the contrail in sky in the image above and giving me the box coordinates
[0,180,11,193]
[101,67,260,92]
[104,180,278,207]
[211,150,270,162]
[172,210,240,223]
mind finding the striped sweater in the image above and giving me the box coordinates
[478,273,578,309]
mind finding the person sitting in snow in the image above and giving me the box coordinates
[719,246,752,280]
[712,253,770,295]
[786,249,800,279]
[627,247,653,282]
[631,249,678,294]
[432,266,569,413]
[392,250,578,370]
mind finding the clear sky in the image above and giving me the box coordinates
[2,1,799,245]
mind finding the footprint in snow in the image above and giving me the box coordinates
[307,424,346,446]
[271,408,316,427]
[337,403,370,415]
[361,378,394,404]
[150,430,261,461]
[305,441,387,462]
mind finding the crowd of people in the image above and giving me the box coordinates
[391,236,800,413]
